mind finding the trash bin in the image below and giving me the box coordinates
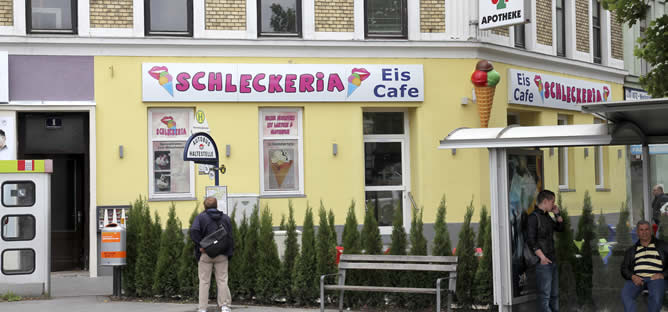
[100,223,126,266]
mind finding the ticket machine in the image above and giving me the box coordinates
[0,160,52,296]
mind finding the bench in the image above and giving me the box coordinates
[319,254,458,312]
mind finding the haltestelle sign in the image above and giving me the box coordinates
[142,63,424,102]
[479,0,529,30]
[184,132,219,164]
[508,69,612,111]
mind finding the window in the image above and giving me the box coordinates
[2,249,35,275]
[2,215,36,241]
[365,0,408,38]
[257,0,301,37]
[507,113,520,126]
[363,111,409,233]
[556,0,566,56]
[592,0,601,64]
[2,182,35,207]
[594,119,605,188]
[27,0,77,34]
[145,0,193,36]
[514,24,525,48]
[259,108,304,196]
[557,115,569,188]
[148,108,195,200]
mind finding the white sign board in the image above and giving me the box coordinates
[206,186,228,214]
[184,133,218,163]
[479,0,529,30]
[0,52,7,103]
[143,63,424,102]
[508,69,612,111]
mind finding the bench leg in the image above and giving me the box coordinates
[338,270,346,312]
[320,276,325,312]
[437,291,441,312]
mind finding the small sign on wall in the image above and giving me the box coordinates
[479,0,530,30]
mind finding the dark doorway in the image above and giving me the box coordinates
[18,112,89,271]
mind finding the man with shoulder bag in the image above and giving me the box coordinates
[191,197,235,312]
[526,190,564,312]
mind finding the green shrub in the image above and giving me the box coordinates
[477,205,489,249]
[575,191,595,306]
[473,212,493,306]
[455,201,476,307]
[292,204,317,305]
[228,205,242,300]
[432,195,452,257]
[134,204,160,297]
[279,201,299,302]
[239,205,260,298]
[597,209,608,241]
[177,205,199,299]
[390,202,407,256]
[342,200,361,255]
[316,202,336,281]
[360,202,384,306]
[123,197,145,296]
[255,205,281,303]
[555,197,578,311]
[153,203,184,297]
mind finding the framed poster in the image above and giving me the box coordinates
[259,108,304,196]
[507,148,544,299]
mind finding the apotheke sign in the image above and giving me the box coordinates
[142,63,424,102]
[479,0,529,30]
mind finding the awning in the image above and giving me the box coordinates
[581,98,668,145]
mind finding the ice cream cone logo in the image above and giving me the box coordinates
[160,116,177,129]
[148,66,174,96]
[347,68,370,97]
[471,60,501,128]
[492,0,509,10]
[270,150,293,187]
[534,75,545,103]
[603,86,610,102]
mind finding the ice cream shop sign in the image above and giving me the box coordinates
[142,63,423,102]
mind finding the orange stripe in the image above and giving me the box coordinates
[101,232,121,243]
[101,251,126,259]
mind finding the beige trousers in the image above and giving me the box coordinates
[198,253,232,310]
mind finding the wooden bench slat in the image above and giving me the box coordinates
[323,285,439,294]
[338,262,456,272]
[339,254,457,263]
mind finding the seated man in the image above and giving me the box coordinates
[621,220,668,312]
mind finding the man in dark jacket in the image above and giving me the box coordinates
[190,197,234,312]
[621,220,668,312]
[652,184,668,225]
[526,189,564,312]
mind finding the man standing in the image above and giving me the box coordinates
[526,190,564,312]
[652,184,668,225]
[621,220,668,312]
[190,197,234,312]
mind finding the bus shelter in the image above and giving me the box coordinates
[438,98,668,312]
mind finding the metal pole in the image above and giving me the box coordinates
[113,266,122,297]
[215,163,219,186]
[642,144,650,223]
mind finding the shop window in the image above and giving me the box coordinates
[257,0,301,37]
[145,0,193,36]
[592,0,601,64]
[2,249,35,275]
[556,0,566,57]
[557,115,569,188]
[27,0,77,34]
[259,108,304,196]
[514,24,525,49]
[2,182,35,207]
[2,215,36,241]
[363,111,409,233]
[148,108,195,200]
[365,0,407,39]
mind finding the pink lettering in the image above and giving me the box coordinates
[566,87,571,103]
[192,72,206,91]
[285,74,297,93]
[299,74,315,92]
[208,72,222,91]
[316,72,325,91]
[576,88,582,103]
[253,74,266,92]
[327,74,344,92]
[550,82,555,99]
[597,90,602,102]
[176,73,190,91]
[239,74,252,93]
[225,74,237,92]
[587,89,592,103]
[268,75,283,93]
[556,83,561,100]
[265,116,276,120]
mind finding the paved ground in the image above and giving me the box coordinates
[0,271,339,312]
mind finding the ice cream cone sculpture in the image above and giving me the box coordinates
[149,66,174,96]
[471,60,501,128]
[270,150,293,187]
[347,68,370,97]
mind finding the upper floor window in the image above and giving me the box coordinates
[592,0,601,64]
[145,0,193,36]
[27,0,77,34]
[514,24,525,49]
[556,0,566,56]
[258,0,302,37]
[365,0,407,39]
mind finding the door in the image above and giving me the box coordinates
[363,111,410,235]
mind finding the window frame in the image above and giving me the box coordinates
[26,0,78,34]
[258,107,305,197]
[592,0,602,64]
[147,108,195,201]
[144,0,194,37]
[1,248,36,275]
[364,0,408,39]
[557,115,569,189]
[256,0,303,38]
[1,214,36,241]
[514,24,526,49]
[2,181,36,207]
[556,0,566,57]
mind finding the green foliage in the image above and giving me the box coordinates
[228,205,243,300]
[292,204,318,305]
[269,3,296,32]
[390,201,407,256]
[409,207,427,256]
[615,202,632,248]
[433,195,453,257]
[0,291,21,302]
[361,203,383,255]
[279,213,286,231]
[473,214,493,306]
[123,197,146,296]
[256,205,281,303]
[134,204,160,297]
[597,209,609,241]
[575,191,595,305]
[455,201,476,307]
[342,200,361,254]
[177,205,199,299]
[153,203,184,297]
[407,206,431,310]
[328,209,337,250]
[316,202,336,280]
[279,201,299,302]
[600,0,649,25]
[555,204,578,311]
[576,191,596,242]
[239,205,260,298]
[477,205,489,248]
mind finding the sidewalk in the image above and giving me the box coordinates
[0,271,339,312]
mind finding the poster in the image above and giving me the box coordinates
[263,140,299,191]
[206,186,228,214]
[0,115,16,160]
[262,111,298,137]
[507,149,543,299]
[153,141,189,193]
[150,110,190,141]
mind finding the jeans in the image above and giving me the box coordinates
[621,278,666,312]
[536,262,559,312]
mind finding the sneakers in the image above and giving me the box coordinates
[221,306,231,312]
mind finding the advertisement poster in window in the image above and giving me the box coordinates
[151,111,190,140]
[0,115,15,160]
[263,140,298,191]
[262,111,298,137]
[507,149,543,300]
[153,141,190,193]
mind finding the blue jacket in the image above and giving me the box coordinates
[190,208,234,261]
